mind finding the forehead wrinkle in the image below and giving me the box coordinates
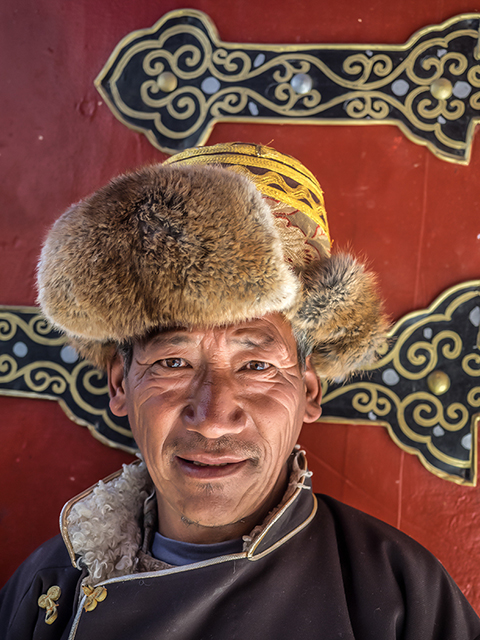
[142,329,194,351]
[230,334,276,349]
[227,327,294,361]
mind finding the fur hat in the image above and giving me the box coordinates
[37,143,389,379]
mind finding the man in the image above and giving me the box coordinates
[1,143,479,639]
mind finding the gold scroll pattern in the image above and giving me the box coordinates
[321,282,480,486]
[96,11,480,162]
[0,309,135,451]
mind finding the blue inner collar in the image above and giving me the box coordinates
[152,532,244,566]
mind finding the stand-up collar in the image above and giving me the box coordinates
[60,449,316,586]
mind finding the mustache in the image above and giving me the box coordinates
[166,433,261,462]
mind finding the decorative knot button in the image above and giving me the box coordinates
[82,585,107,612]
[38,586,61,625]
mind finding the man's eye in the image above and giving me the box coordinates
[158,358,190,369]
[245,361,271,371]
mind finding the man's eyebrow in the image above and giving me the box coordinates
[143,330,193,349]
[229,331,277,349]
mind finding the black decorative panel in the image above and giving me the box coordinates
[321,281,480,485]
[0,309,134,452]
[96,10,480,163]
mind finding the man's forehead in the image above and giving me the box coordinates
[140,315,295,350]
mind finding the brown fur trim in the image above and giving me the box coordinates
[290,254,390,380]
[37,164,299,367]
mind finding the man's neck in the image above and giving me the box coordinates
[155,464,289,544]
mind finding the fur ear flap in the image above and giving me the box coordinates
[290,254,390,380]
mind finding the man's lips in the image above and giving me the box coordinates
[175,455,249,479]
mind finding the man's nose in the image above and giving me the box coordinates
[182,371,246,437]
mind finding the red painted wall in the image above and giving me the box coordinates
[1,0,479,612]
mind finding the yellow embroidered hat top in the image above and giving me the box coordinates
[164,142,331,269]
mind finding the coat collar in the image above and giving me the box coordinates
[60,449,316,586]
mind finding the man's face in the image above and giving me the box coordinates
[109,313,321,543]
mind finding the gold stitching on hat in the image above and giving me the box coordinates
[38,586,61,625]
[164,142,330,244]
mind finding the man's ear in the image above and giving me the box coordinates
[303,356,322,423]
[107,352,128,417]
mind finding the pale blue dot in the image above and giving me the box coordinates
[453,81,471,99]
[461,434,472,451]
[253,53,265,68]
[423,327,433,339]
[201,77,220,94]
[13,341,28,358]
[469,306,480,327]
[248,102,259,116]
[368,411,377,421]
[60,345,79,363]
[392,79,409,96]
[437,48,447,58]
[382,369,400,386]
[433,425,445,437]
[437,115,446,124]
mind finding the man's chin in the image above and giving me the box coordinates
[177,499,255,535]
[180,508,245,531]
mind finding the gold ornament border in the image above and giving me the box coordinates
[317,415,478,487]
[320,280,480,486]
[0,306,138,455]
[95,10,480,164]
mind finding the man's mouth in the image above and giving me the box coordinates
[190,460,229,467]
[175,455,248,478]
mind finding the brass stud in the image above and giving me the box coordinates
[430,78,453,100]
[157,72,178,93]
[427,370,450,395]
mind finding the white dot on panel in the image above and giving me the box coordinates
[452,81,471,99]
[253,53,265,67]
[382,368,400,386]
[433,425,445,437]
[423,327,433,339]
[248,102,259,116]
[60,345,79,363]
[469,306,480,327]
[392,79,409,96]
[13,341,28,357]
[437,115,446,124]
[461,434,472,451]
[290,73,313,94]
[365,50,373,56]
[368,411,377,421]
[201,77,220,95]
[437,48,447,57]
